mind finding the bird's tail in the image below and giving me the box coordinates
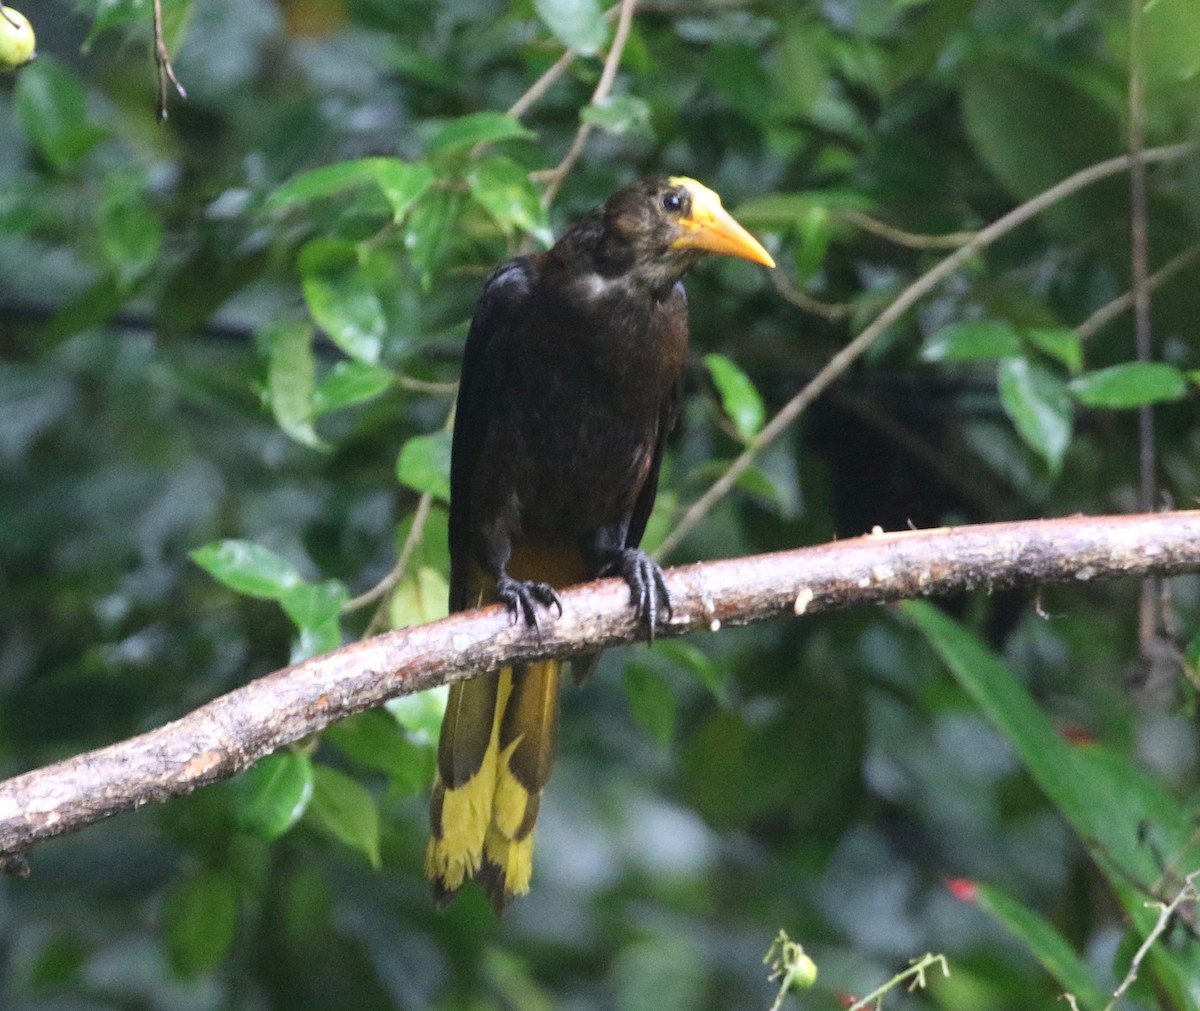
[426,659,560,912]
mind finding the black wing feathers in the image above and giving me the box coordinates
[448,257,538,611]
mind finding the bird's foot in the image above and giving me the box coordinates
[602,549,672,639]
[496,575,563,634]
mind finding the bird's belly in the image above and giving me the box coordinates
[511,396,656,541]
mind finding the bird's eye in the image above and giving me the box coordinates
[661,191,683,213]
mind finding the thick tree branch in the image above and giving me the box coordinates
[2,511,1200,864]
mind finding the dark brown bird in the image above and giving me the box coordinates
[426,176,774,911]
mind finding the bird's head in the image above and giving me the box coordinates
[592,176,775,292]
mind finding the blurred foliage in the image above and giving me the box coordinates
[2,0,1200,1008]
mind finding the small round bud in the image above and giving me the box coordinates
[0,7,36,72]
[791,951,818,988]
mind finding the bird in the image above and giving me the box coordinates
[425,175,775,912]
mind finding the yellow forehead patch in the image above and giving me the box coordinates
[666,176,724,231]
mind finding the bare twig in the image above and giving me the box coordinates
[839,208,977,250]
[344,403,457,626]
[539,0,639,208]
[653,142,1197,561]
[770,270,856,321]
[152,0,187,121]
[396,373,458,396]
[1128,0,1160,665]
[343,490,436,617]
[1076,246,1199,341]
[1,511,1200,861]
[508,46,581,120]
[1103,870,1200,1010]
[845,952,950,1011]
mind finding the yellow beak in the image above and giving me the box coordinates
[669,177,776,268]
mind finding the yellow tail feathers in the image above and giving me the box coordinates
[426,660,560,912]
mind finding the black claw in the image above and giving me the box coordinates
[496,576,562,635]
[605,550,672,640]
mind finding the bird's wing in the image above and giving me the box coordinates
[449,257,538,612]
[624,380,680,551]
[624,285,686,551]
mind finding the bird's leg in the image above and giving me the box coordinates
[495,573,562,633]
[482,534,562,632]
[585,535,672,638]
[601,549,672,639]
[584,527,672,639]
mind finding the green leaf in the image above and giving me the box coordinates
[324,710,435,797]
[278,579,346,661]
[279,579,348,631]
[98,176,162,285]
[190,540,304,599]
[388,565,450,629]
[396,431,452,502]
[426,112,535,157]
[311,360,394,416]
[1141,0,1200,86]
[81,0,153,48]
[466,156,552,245]
[405,189,462,287]
[292,619,342,664]
[533,0,608,55]
[580,95,653,137]
[704,353,764,441]
[624,663,676,749]
[997,358,1073,473]
[298,239,386,364]
[164,871,239,978]
[1023,326,1082,374]
[387,685,448,743]
[307,764,381,868]
[733,464,781,507]
[651,640,728,703]
[372,159,436,222]
[268,158,433,219]
[268,160,383,209]
[921,319,1022,363]
[974,884,1108,1010]
[234,752,314,840]
[960,58,1119,230]
[1068,362,1188,409]
[793,204,831,284]
[903,601,1190,888]
[15,58,106,171]
[265,322,324,450]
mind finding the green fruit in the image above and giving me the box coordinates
[0,6,35,72]
[790,952,818,988]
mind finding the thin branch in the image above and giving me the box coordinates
[653,142,1197,561]
[845,952,950,1011]
[1128,0,1154,517]
[152,0,187,121]
[1128,0,1160,666]
[1,511,1200,861]
[508,46,581,120]
[342,490,435,616]
[769,270,856,321]
[839,208,977,250]
[343,403,457,624]
[1076,246,1199,341]
[539,0,639,209]
[1103,870,1200,1010]
[395,373,458,397]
